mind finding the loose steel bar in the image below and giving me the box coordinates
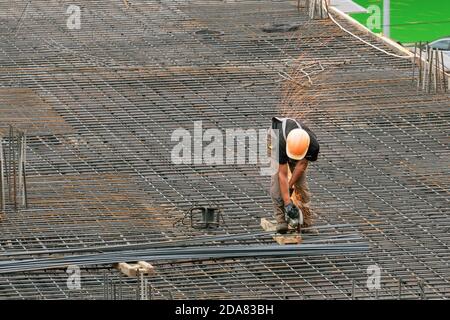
[0,140,4,212]
[412,42,417,83]
[17,132,23,208]
[8,125,12,206]
[22,134,28,208]
[428,45,434,93]
[418,42,422,89]
[441,50,447,92]
[13,128,17,211]
[434,49,438,93]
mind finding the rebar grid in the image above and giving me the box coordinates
[0,0,448,299]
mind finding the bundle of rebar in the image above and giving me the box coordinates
[0,125,28,212]
[0,242,369,274]
[0,225,356,256]
[298,0,329,19]
[412,42,448,94]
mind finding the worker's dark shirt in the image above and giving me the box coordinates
[271,117,320,165]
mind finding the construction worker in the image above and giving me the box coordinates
[268,117,320,233]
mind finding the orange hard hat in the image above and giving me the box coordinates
[286,128,310,160]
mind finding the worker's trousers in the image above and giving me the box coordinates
[270,162,314,227]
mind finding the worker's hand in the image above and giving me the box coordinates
[284,201,299,219]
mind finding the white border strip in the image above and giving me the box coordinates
[328,5,413,59]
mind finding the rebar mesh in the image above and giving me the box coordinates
[0,0,448,299]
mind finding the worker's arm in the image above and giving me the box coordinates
[278,163,291,205]
[289,158,308,189]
